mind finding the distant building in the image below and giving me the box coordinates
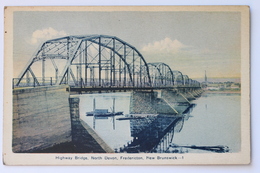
[201,70,208,89]
[230,83,240,89]
[207,83,220,90]
[207,82,241,91]
[204,70,207,84]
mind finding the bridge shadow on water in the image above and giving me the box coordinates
[117,105,192,153]
[78,90,230,154]
[118,114,183,153]
[111,103,228,154]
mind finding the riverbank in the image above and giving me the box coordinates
[204,90,241,94]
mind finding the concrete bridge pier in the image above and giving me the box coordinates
[130,91,179,115]
[191,88,204,97]
[161,89,191,105]
[130,89,194,115]
[178,88,204,101]
[180,88,196,101]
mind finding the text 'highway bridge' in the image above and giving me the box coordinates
[13,35,201,92]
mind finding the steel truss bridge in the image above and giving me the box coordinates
[14,35,201,90]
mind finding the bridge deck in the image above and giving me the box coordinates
[67,86,202,93]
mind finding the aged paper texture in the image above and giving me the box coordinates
[3,6,250,165]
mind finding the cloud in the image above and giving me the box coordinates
[141,38,187,54]
[30,27,67,44]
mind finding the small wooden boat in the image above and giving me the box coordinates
[114,111,123,115]
[86,109,113,116]
[86,98,123,117]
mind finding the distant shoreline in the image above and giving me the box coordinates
[204,90,241,94]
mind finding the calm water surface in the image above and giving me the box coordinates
[79,92,241,153]
[173,92,241,153]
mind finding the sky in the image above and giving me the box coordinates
[13,10,241,79]
[1,2,258,173]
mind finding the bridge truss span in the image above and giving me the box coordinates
[14,35,201,89]
[147,62,175,87]
[15,35,151,88]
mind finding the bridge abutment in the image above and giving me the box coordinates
[12,86,71,153]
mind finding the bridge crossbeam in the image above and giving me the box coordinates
[14,35,201,89]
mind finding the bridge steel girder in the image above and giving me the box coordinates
[182,75,190,86]
[147,62,175,87]
[172,70,184,86]
[15,35,152,88]
[15,34,201,89]
[181,75,200,88]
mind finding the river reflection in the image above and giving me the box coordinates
[79,92,239,153]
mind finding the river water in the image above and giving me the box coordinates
[78,91,241,153]
[171,92,241,153]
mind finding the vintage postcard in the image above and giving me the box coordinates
[3,6,250,165]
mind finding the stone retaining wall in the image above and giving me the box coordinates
[12,86,71,153]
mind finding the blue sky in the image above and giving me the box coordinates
[13,8,241,79]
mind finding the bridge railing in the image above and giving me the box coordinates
[13,77,152,88]
[13,77,201,89]
[13,77,59,89]
[71,78,152,88]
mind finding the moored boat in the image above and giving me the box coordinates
[86,98,123,117]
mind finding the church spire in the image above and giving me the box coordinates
[205,70,207,83]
